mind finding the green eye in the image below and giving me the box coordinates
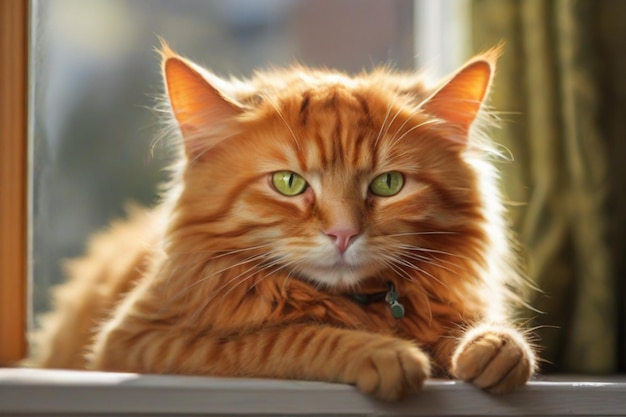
[272,171,308,196]
[369,171,404,197]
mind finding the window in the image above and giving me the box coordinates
[29,0,417,319]
[3,1,625,416]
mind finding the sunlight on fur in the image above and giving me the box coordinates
[28,40,537,401]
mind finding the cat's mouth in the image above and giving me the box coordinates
[296,256,380,289]
[278,237,382,288]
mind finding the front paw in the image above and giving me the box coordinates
[346,338,431,401]
[451,324,535,394]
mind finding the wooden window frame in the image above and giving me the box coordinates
[0,0,28,365]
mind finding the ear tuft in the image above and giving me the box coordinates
[156,37,176,62]
[421,46,501,134]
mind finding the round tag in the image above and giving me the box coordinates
[391,301,405,319]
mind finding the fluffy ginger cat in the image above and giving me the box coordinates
[29,42,536,401]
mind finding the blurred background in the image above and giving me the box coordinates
[30,0,625,375]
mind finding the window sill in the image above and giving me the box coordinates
[1,368,625,416]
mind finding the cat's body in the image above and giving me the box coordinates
[29,44,536,400]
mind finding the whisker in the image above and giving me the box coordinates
[187,129,240,165]
[379,252,451,293]
[160,252,268,313]
[165,243,279,281]
[169,242,276,260]
[191,252,297,322]
[374,94,397,148]
[386,243,467,273]
[377,102,405,148]
[204,243,277,260]
[383,106,415,146]
[385,231,459,238]
[389,256,443,286]
[265,96,301,151]
[387,119,439,149]
[246,258,299,298]
[188,254,278,322]
[393,250,462,274]
[393,244,471,261]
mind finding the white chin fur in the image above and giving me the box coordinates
[294,239,376,289]
[298,265,367,288]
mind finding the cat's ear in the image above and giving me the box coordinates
[160,42,242,159]
[420,47,500,133]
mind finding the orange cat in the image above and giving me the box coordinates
[29,42,536,401]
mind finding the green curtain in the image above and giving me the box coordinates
[471,0,625,373]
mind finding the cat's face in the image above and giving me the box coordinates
[163,46,496,290]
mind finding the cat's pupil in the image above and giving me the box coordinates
[385,173,391,188]
[288,174,294,188]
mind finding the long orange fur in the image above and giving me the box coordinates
[29,43,536,401]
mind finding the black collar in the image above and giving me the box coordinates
[349,282,405,319]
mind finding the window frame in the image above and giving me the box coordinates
[2,368,626,416]
[0,0,28,365]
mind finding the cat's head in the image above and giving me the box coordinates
[160,42,503,291]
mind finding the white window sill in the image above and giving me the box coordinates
[1,368,625,416]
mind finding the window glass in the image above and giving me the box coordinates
[30,0,458,322]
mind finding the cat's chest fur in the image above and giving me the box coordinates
[223,272,478,341]
[30,44,536,399]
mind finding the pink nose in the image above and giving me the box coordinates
[325,227,359,254]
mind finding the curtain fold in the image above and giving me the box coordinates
[471,0,623,373]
